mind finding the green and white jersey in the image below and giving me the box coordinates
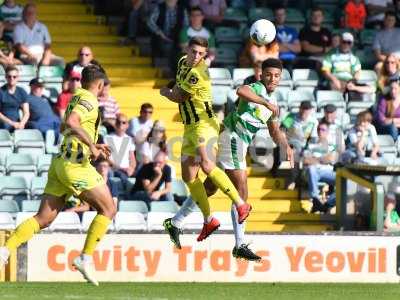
[321,48,361,81]
[223,81,278,145]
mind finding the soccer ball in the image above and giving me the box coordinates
[250,19,276,45]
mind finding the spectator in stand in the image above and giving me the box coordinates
[365,0,394,28]
[120,0,151,45]
[373,12,400,71]
[322,32,374,99]
[304,121,338,213]
[1,0,23,41]
[26,78,60,138]
[13,3,63,65]
[320,104,345,152]
[297,7,332,70]
[179,6,216,66]
[189,0,226,28]
[56,71,81,118]
[64,46,101,78]
[137,120,167,165]
[331,33,340,49]
[344,111,380,164]
[128,103,154,146]
[377,54,400,93]
[104,113,137,187]
[130,150,173,209]
[0,65,29,131]
[374,79,400,141]
[98,78,120,132]
[343,0,366,32]
[384,193,400,232]
[274,7,301,70]
[395,0,400,26]
[147,0,187,64]
[239,39,279,70]
[0,27,21,67]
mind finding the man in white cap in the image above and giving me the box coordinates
[322,32,374,97]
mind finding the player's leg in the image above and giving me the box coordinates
[0,194,65,267]
[72,183,116,286]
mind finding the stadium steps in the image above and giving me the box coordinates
[53,35,121,44]
[246,223,333,232]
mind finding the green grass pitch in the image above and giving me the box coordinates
[0,282,400,300]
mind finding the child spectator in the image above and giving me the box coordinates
[344,0,366,31]
[384,193,400,232]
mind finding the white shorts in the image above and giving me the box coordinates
[217,129,248,170]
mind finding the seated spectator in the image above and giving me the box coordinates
[137,120,167,165]
[344,111,380,164]
[296,7,332,70]
[130,151,173,208]
[365,0,394,28]
[120,0,150,45]
[26,78,60,138]
[343,0,366,32]
[104,113,137,186]
[128,103,154,145]
[189,0,226,28]
[98,79,120,132]
[13,3,63,65]
[304,121,338,213]
[373,12,400,68]
[239,39,279,70]
[147,0,187,66]
[0,29,21,67]
[320,104,345,151]
[1,0,23,41]
[274,7,301,70]
[64,46,101,78]
[56,71,81,118]
[322,32,374,99]
[0,65,29,131]
[384,192,400,232]
[377,53,400,93]
[331,33,340,49]
[179,6,216,66]
[374,79,400,141]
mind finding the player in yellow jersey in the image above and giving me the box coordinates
[0,65,116,286]
[160,37,251,241]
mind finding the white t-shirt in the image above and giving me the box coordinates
[128,117,153,138]
[137,142,160,163]
[348,123,378,152]
[13,21,51,55]
[365,0,392,22]
[104,133,136,169]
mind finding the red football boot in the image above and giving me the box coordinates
[237,203,252,224]
[197,217,220,242]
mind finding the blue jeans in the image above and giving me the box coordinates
[307,165,336,201]
[28,116,61,140]
[131,190,174,210]
[376,123,399,142]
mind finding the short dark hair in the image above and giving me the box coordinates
[5,65,18,74]
[274,6,286,12]
[103,78,111,86]
[140,103,153,112]
[81,65,107,87]
[190,6,203,15]
[311,6,323,14]
[262,58,283,71]
[188,36,208,48]
[95,157,109,166]
[385,11,396,18]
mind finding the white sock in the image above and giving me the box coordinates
[82,254,93,264]
[171,197,198,229]
[231,204,245,247]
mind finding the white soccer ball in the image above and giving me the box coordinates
[250,19,276,45]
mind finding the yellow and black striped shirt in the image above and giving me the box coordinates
[60,88,101,163]
[176,56,215,126]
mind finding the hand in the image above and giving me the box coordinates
[150,191,162,200]
[265,102,280,118]
[95,144,111,159]
[153,166,162,176]
[331,78,342,90]
[286,145,294,168]
[370,151,379,160]
[160,86,171,97]
[90,145,101,161]
[13,122,24,129]
[386,202,395,212]
[346,81,356,91]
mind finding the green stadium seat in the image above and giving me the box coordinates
[21,200,41,212]
[48,212,82,232]
[279,69,293,88]
[118,200,148,214]
[82,211,114,232]
[215,27,242,44]
[6,153,36,183]
[16,65,37,82]
[150,201,178,213]
[114,212,147,232]
[218,43,243,56]
[248,7,273,23]
[38,65,64,83]
[212,85,230,105]
[214,47,237,68]
[232,68,254,86]
[0,212,15,230]
[355,48,376,70]
[223,7,248,23]
[287,90,315,111]
[45,130,61,155]
[147,211,175,231]
[37,154,52,177]
[209,68,232,86]
[316,90,345,108]
[14,129,45,156]
[0,199,19,213]
[286,8,305,24]
[0,130,13,155]
[172,179,188,197]
[360,29,376,46]
[292,69,319,88]
[31,176,47,199]
[357,70,378,85]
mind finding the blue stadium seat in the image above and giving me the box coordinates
[114,212,147,232]
[0,199,20,213]
[6,153,36,183]
[212,85,230,105]
[209,68,232,86]
[118,200,148,214]
[150,201,178,213]
[21,200,41,212]
[0,176,30,201]
[14,129,45,156]
[0,212,15,230]
[31,177,47,199]
[37,154,52,177]
[38,65,64,83]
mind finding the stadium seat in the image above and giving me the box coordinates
[81,211,114,232]
[218,42,243,56]
[0,212,15,230]
[232,68,254,87]
[45,130,60,155]
[49,212,82,232]
[377,135,397,163]
[21,200,41,212]
[215,27,242,43]
[172,179,188,197]
[248,7,273,23]
[31,177,47,199]
[0,129,13,154]
[286,8,305,24]
[279,69,293,88]
[15,211,35,226]
[223,7,248,23]
[147,211,175,231]
[316,90,345,108]
[150,201,178,213]
[114,212,147,232]
[38,65,64,83]
[292,69,319,88]
[124,177,136,195]
[14,129,45,156]
[37,154,52,177]
[118,200,148,214]
[0,199,20,213]
[357,70,378,85]
[16,65,36,82]
[212,85,230,105]
[0,176,29,201]
[182,211,203,231]
[208,68,232,86]
[287,90,315,111]
[360,29,376,46]
[214,48,237,67]
[213,212,233,231]
[6,153,37,183]
[355,49,376,69]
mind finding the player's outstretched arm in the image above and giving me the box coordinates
[160,85,190,103]
[268,120,294,168]
[237,85,279,117]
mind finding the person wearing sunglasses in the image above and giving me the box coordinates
[303,121,338,213]
[56,71,82,118]
[128,102,154,145]
[64,46,101,79]
[0,65,29,131]
[322,32,374,99]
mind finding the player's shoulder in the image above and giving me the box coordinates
[73,88,98,112]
